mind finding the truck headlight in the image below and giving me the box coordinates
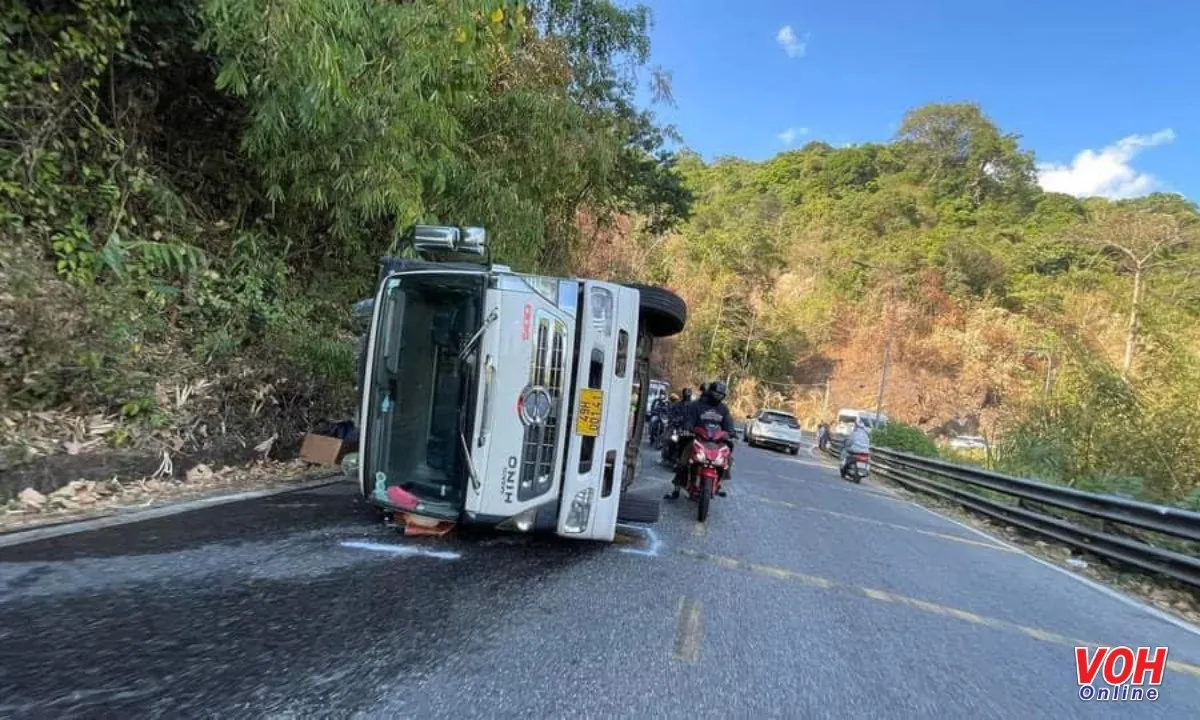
[562,488,594,534]
[496,507,539,533]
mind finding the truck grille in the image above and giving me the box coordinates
[519,314,567,500]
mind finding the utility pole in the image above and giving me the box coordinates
[854,260,897,421]
[875,328,893,419]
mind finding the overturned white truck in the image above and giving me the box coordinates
[353,225,686,541]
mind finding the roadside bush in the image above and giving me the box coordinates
[870,420,939,458]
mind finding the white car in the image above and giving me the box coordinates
[744,409,803,455]
[948,435,989,451]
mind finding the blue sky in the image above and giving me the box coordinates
[633,0,1199,199]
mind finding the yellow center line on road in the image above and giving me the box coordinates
[677,548,1200,681]
[746,493,1016,553]
[672,595,704,663]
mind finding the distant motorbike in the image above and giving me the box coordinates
[683,424,733,522]
[647,407,669,446]
[840,449,870,484]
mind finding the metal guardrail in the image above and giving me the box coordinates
[823,438,1200,589]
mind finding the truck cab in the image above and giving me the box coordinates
[356,225,686,541]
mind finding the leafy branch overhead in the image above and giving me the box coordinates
[199,0,688,269]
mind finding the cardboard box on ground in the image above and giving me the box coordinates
[299,420,359,466]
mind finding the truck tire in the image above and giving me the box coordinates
[617,490,662,524]
[625,283,687,338]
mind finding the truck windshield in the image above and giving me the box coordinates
[363,272,486,517]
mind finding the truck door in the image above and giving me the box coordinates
[465,274,577,522]
[557,282,640,540]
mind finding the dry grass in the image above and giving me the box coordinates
[2,459,339,532]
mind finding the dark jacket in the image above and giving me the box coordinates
[683,398,736,436]
[667,400,688,427]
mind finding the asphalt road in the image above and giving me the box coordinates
[3,441,1200,719]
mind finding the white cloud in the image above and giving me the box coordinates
[1036,129,1175,199]
[776,25,807,58]
[777,126,809,146]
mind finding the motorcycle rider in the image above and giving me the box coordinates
[665,381,736,501]
[660,389,692,461]
[648,393,672,444]
[840,418,872,475]
[668,388,692,429]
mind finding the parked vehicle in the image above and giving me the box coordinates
[646,380,670,421]
[833,408,888,438]
[353,225,687,542]
[744,409,803,455]
[840,448,871,484]
[682,424,733,522]
[948,435,989,451]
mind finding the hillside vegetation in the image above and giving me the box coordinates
[3,1,1198,510]
[580,104,1200,506]
[1,0,686,492]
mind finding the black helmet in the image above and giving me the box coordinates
[705,381,727,404]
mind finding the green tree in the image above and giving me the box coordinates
[895,102,1036,211]
[1070,204,1195,375]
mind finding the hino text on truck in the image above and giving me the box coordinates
[353,225,687,541]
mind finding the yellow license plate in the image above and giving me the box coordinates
[575,388,604,437]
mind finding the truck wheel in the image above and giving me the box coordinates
[625,283,687,338]
[617,491,661,524]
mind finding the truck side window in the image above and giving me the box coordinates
[601,450,617,498]
[579,348,604,473]
[615,330,629,378]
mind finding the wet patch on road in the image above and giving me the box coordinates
[339,540,461,561]
[614,524,662,557]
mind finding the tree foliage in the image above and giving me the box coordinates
[0,0,687,462]
[640,104,1200,503]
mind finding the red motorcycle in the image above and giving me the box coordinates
[684,424,733,522]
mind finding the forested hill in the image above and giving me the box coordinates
[579,104,1200,505]
[1,0,686,492]
[2,2,1198,506]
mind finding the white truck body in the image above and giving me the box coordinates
[355,226,685,542]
